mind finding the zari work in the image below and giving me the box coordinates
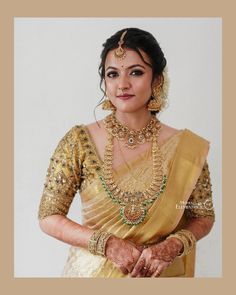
[38,125,214,221]
[38,124,215,277]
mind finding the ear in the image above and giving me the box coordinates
[152,75,159,88]
[152,74,163,88]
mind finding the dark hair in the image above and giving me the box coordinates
[95,27,167,118]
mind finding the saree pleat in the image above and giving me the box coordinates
[62,128,209,278]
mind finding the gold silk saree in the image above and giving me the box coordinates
[38,125,214,278]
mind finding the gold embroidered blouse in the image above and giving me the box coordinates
[38,125,215,221]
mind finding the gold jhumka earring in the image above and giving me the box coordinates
[102,97,116,111]
[148,75,165,112]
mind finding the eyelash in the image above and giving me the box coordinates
[106,70,144,78]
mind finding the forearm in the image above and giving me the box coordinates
[183,216,215,241]
[39,214,94,249]
[165,217,214,254]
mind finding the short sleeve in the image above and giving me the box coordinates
[185,160,215,221]
[38,126,82,220]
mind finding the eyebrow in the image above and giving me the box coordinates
[105,64,146,72]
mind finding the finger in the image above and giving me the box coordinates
[140,266,149,277]
[119,266,129,275]
[152,268,161,278]
[145,260,159,277]
[146,267,155,277]
[130,257,146,277]
[152,262,169,278]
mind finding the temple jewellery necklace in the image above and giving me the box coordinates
[98,113,167,226]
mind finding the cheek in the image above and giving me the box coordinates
[105,80,115,94]
[135,77,152,93]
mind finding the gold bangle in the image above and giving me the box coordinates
[166,234,188,257]
[177,230,196,255]
[96,232,113,257]
[166,230,196,257]
[88,230,103,255]
[88,230,113,257]
[178,229,196,249]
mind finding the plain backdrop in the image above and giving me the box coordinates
[14,17,222,277]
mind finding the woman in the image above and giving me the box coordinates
[38,28,215,278]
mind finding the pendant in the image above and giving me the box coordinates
[120,203,147,225]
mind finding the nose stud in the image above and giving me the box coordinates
[118,87,128,91]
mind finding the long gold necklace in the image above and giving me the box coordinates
[99,114,167,226]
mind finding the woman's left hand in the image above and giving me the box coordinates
[130,237,183,278]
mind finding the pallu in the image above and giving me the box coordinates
[38,125,214,278]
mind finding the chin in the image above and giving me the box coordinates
[115,106,146,114]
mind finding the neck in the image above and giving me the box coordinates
[114,109,154,130]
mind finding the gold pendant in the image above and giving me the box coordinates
[120,203,147,225]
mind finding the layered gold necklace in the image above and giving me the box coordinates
[99,113,167,226]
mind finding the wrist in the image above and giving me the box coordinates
[105,235,120,258]
[166,230,196,257]
[166,237,184,255]
[88,230,114,257]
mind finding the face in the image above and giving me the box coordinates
[104,48,156,114]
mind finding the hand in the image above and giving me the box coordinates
[130,237,183,278]
[105,236,143,275]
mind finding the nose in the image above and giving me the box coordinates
[117,74,131,91]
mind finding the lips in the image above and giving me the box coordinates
[117,94,134,100]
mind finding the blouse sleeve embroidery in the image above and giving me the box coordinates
[185,160,215,221]
[38,126,82,220]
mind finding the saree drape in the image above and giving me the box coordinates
[59,127,209,278]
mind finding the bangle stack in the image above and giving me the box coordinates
[88,230,113,257]
[166,229,196,257]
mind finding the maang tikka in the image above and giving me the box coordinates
[114,30,128,60]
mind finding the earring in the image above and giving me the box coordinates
[102,97,116,111]
[148,78,164,112]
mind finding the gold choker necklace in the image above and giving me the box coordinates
[99,114,167,226]
[104,113,160,149]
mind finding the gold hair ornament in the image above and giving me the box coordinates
[114,30,128,60]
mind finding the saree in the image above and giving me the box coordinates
[38,125,213,278]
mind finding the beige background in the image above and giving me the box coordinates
[1,0,233,293]
[14,17,221,277]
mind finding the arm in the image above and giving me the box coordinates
[39,215,93,248]
[182,216,214,241]
[39,215,142,274]
[38,127,141,274]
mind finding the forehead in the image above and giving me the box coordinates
[105,48,151,69]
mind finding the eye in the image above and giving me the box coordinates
[130,70,144,76]
[106,71,118,78]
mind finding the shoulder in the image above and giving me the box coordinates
[85,120,104,133]
[160,123,210,144]
[56,125,86,148]
[183,128,210,145]
[64,120,105,147]
[159,122,182,144]
[160,123,181,136]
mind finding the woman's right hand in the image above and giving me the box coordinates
[105,235,143,275]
